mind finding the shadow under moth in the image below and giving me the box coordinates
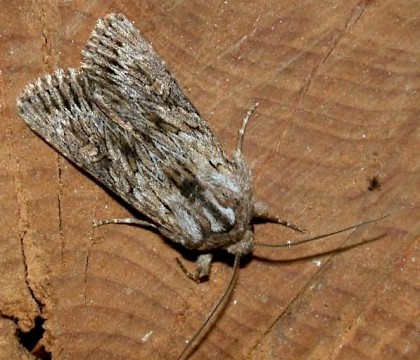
[17,13,385,360]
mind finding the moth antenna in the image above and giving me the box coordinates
[178,255,241,360]
[255,214,389,248]
[236,102,259,155]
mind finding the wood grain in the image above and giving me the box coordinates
[1,1,418,359]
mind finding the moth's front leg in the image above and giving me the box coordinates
[93,217,157,229]
[253,200,306,233]
[176,254,213,283]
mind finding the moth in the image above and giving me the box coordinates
[17,13,385,360]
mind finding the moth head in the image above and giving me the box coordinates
[226,229,254,257]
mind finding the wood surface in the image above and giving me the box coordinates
[1,1,418,359]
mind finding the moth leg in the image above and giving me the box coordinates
[176,254,213,283]
[236,102,259,155]
[93,217,157,229]
[253,200,306,233]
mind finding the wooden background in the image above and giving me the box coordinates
[1,0,418,359]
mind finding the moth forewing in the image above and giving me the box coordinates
[80,13,257,255]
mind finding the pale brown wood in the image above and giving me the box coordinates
[1,1,418,360]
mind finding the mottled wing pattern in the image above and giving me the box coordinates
[17,14,253,251]
[17,68,178,229]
